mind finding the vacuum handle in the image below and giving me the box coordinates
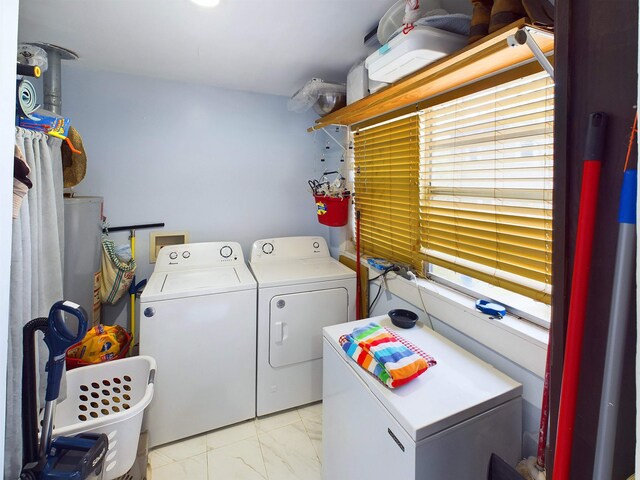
[21,317,50,467]
[43,301,88,401]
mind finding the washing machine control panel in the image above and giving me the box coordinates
[154,242,245,271]
[250,236,330,262]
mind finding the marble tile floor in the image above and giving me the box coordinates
[149,402,323,480]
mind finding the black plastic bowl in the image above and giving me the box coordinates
[388,309,418,329]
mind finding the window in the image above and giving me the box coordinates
[353,114,421,269]
[353,72,554,323]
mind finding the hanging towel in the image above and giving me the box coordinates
[100,238,136,304]
[339,322,436,388]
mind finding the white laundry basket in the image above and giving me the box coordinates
[53,355,156,480]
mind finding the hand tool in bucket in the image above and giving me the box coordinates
[21,301,108,480]
[310,171,350,227]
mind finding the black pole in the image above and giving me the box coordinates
[102,222,164,233]
[21,318,49,466]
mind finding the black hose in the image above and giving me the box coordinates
[368,266,399,312]
[17,63,40,78]
[22,317,49,466]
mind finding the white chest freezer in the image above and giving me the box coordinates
[322,316,522,480]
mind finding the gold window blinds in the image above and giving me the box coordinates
[353,115,420,269]
[419,72,554,304]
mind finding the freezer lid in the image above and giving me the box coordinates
[323,316,523,442]
[250,258,355,288]
[140,266,256,302]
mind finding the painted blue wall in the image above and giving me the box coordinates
[60,66,342,324]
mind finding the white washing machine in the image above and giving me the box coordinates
[140,242,257,448]
[323,316,523,480]
[250,236,356,416]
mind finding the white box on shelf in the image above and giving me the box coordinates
[347,61,368,105]
[368,77,389,94]
[365,25,467,84]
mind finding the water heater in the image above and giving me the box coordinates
[63,196,103,325]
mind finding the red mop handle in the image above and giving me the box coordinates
[553,112,607,479]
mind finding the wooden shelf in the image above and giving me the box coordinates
[309,19,554,131]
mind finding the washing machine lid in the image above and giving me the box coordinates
[250,257,355,288]
[140,265,256,302]
[323,316,522,442]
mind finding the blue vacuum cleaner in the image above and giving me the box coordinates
[20,301,108,480]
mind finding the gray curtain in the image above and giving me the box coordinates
[5,128,64,478]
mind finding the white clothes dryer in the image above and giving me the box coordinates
[140,242,257,448]
[250,236,356,416]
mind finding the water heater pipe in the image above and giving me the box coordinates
[31,43,78,115]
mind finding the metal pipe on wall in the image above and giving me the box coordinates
[43,49,61,114]
[32,43,78,115]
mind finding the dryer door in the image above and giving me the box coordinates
[270,287,348,368]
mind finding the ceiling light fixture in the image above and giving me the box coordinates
[190,0,220,7]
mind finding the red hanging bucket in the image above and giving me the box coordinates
[314,194,350,227]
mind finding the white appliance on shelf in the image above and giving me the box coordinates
[249,236,356,416]
[347,61,368,105]
[323,316,523,480]
[347,60,389,103]
[139,242,257,448]
[366,25,467,84]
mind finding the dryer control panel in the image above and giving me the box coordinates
[154,241,245,272]
[250,236,329,263]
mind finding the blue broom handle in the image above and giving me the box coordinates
[592,169,637,480]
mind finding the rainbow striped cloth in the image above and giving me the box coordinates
[339,322,436,388]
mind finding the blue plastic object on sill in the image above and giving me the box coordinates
[475,299,507,319]
[367,257,394,271]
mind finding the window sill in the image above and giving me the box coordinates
[341,251,548,377]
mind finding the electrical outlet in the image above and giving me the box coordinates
[397,266,414,280]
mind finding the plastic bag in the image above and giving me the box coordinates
[288,78,346,113]
[388,12,471,42]
[17,44,48,72]
[114,243,132,262]
[66,324,130,365]
[403,0,442,25]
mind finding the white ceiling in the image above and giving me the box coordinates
[18,0,400,97]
